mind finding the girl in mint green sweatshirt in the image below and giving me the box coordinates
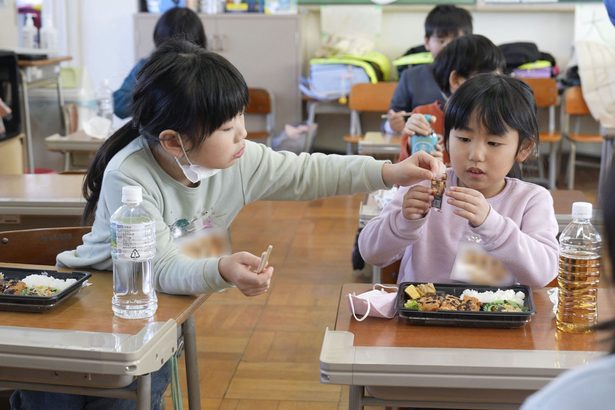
[12,39,442,410]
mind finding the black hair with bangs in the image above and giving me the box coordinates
[425,5,473,39]
[432,34,506,96]
[82,39,248,223]
[443,73,538,178]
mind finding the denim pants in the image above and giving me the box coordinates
[10,361,170,410]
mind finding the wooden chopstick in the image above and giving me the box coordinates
[255,245,273,274]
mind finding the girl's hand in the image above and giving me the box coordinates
[431,141,445,160]
[402,186,433,220]
[382,151,446,187]
[387,109,410,133]
[218,252,273,296]
[402,114,435,137]
[446,186,490,227]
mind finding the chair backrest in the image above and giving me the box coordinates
[245,88,274,144]
[348,82,397,112]
[0,226,91,265]
[522,78,558,108]
[564,86,591,116]
[522,78,559,135]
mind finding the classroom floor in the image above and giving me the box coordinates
[165,162,601,410]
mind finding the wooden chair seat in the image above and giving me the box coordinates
[539,132,561,143]
[343,134,362,144]
[568,133,603,144]
[0,226,91,265]
[247,131,270,141]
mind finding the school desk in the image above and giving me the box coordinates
[0,263,206,410]
[45,130,104,171]
[320,283,614,410]
[0,174,84,229]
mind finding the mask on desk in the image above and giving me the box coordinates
[347,284,398,321]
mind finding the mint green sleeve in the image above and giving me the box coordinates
[240,141,389,202]
[56,169,233,295]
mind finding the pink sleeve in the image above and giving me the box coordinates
[358,187,427,267]
[472,189,559,287]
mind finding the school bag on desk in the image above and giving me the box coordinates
[300,51,391,101]
[499,42,559,78]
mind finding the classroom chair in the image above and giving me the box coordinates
[245,87,274,147]
[344,82,397,154]
[522,78,562,189]
[563,86,603,190]
[0,226,90,265]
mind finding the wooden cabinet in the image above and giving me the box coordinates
[133,13,301,132]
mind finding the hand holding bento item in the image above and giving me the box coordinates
[219,252,273,296]
[382,150,446,188]
[402,185,433,220]
[446,186,490,227]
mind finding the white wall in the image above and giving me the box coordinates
[80,0,138,92]
[0,0,18,49]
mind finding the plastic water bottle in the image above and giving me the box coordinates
[39,17,58,52]
[21,14,37,49]
[110,186,158,319]
[96,79,114,122]
[556,202,602,333]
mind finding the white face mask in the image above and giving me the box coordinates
[174,136,221,184]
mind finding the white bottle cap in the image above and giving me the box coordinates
[572,202,592,219]
[122,186,142,204]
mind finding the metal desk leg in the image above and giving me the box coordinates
[56,73,66,135]
[372,265,381,284]
[549,141,558,190]
[598,138,615,205]
[349,385,363,410]
[182,315,202,410]
[19,72,34,173]
[136,373,152,410]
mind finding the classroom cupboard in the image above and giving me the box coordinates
[133,13,302,133]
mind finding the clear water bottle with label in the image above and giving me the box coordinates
[556,202,602,333]
[110,186,158,319]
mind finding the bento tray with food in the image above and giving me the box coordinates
[397,282,535,328]
[0,268,91,312]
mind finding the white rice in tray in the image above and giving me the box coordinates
[461,288,525,306]
[22,273,77,291]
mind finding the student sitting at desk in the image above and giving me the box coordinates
[11,39,443,410]
[113,7,207,119]
[359,74,559,288]
[386,5,473,134]
[398,34,506,162]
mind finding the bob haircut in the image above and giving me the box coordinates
[432,34,506,96]
[443,74,538,178]
[153,7,207,49]
[82,40,247,223]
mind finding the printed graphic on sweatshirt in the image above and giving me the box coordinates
[169,209,230,259]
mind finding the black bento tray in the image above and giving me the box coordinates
[0,267,91,312]
[397,282,535,329]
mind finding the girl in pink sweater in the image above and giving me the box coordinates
[359,74,558,287]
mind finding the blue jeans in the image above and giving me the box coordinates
[10,361,170,410]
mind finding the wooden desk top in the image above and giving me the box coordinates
[18,56,72,68]
[0,174,84,202]
[337,284,614,353]
[0,263,207,335]
[551,189,589,215]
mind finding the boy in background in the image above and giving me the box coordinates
[386,5,472,134]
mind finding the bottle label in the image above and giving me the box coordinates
[111,221,156,261]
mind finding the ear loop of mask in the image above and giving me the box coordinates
[175,134,194,166]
